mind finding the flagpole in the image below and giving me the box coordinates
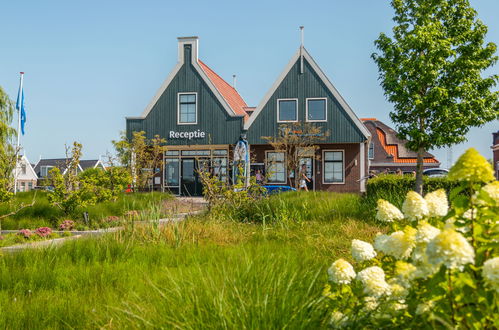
[14,72,24,194]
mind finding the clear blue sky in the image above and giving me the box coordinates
[1,0,497,167]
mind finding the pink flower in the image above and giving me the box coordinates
[35,227,53,237]
[59,220,75,231]
[18,229,33,239]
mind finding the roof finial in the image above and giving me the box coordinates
[299,26,304,48]
[299,26,304,74]
[232,74,237,89]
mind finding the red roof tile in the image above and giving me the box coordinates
[198,60,248,119]
[376,128,439,164]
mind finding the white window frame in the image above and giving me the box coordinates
[322,150,345,185]
[265,150,287,184]
[368,142,375,160]
[305,97,327,122]
[177,92,198,125]
[277,98,298,123]
[40,165,54,177]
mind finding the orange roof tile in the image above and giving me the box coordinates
[376,128,439,164]
[198,60,248,119]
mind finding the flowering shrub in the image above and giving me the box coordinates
[17,229,32,239]
[59,220,76,231]
[323,149,498,328]
[35,227,53,237]
[105,216,120,223]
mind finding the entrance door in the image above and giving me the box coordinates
[299,157,314,190]
[181,158,207,196]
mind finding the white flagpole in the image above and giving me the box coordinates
[14,72,24,194]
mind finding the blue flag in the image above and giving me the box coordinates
[15,85,26,135]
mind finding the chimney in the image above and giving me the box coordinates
[232,74,237,89]
[177,36,199,63]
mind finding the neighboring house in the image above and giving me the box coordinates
[362,118,440,174]
[79,159,106,171]
[14,155,38,192]
[493,131,499,180]
[33,158,104,185]
[126,36,370,195]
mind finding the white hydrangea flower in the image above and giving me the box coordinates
[363,296,379,311]
[416,221,441,243]
[482,257,499,293]
[424,189,448,217]
[351,239,377,262]
[415,301,434,315]
[376,199,404,222]
[411,245,440,279]
[394,260,417,284]
[328,258,356,285]
[402,191,429,221]
[329,311,348,327]
[475,181,499,207]
[462,208,477,220]
[356,266,392,298]
[426,228,475,270]
[389,282,408,299]
[373,227,417,260]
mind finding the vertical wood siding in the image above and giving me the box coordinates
[126,45,244,145]
[246,58,365,144]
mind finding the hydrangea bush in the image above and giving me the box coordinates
[323,149,498,328]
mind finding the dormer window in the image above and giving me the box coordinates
[178,93,197,125]
[277,99,298,123]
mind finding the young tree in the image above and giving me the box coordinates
[372,0,499,194]
[263,122,327,188]
[112,131,166,191]
[0,86,16,198]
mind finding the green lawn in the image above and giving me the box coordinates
[0,192,384,328]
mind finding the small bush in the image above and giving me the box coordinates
[365,175,460,208]
[59,220,76,231]
[35,227,53,237]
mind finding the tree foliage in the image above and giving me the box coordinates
[372,0,499,194]
[0,86,16,200]
[113,131,165,190]
[263,122,327,188]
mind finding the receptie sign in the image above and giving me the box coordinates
[169,130,206,140]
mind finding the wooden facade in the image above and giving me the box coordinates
[125,36,371,195]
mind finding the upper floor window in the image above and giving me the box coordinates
[178,93,197,125]
[306,98,327,122]
[277,99,298,122]
[368,142,374,160]
[40,165,54,177]
[21,164,27,175]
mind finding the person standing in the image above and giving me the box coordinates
[298,164,311,191]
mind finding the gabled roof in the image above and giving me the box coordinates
[129,37,247,121]
[243,46,371,140]
[33,158,86,176]
[362,119,439,164]
[79,159,106,171]
[198,60,248,118]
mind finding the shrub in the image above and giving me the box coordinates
[17,229,32,239]
[59,220,76,231]
[365,175,460,208]
[323,149,498,328]
[35,227,53,237]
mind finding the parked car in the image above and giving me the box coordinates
[423,168,449,177]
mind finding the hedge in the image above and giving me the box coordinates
[364,174,460,208]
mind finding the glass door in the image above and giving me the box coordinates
[181,159,196,196]
[299,157,314,190]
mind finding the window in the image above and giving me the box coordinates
[277,99,298,122]
[40,166,54,177]
[266,151,286,183]
[178,93,197,124]
[323,151,344,184]
[165,150,179,156]
[164,158,180,187]
[368,142,374,160]
[28,182,33,190]
[21,164,27,175]
[306,98,327,122]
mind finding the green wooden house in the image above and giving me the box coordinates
[126,36,371,195]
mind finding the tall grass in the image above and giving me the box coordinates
[213,191,373,224]
[0,211,383,328]
[0,191,172,230]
